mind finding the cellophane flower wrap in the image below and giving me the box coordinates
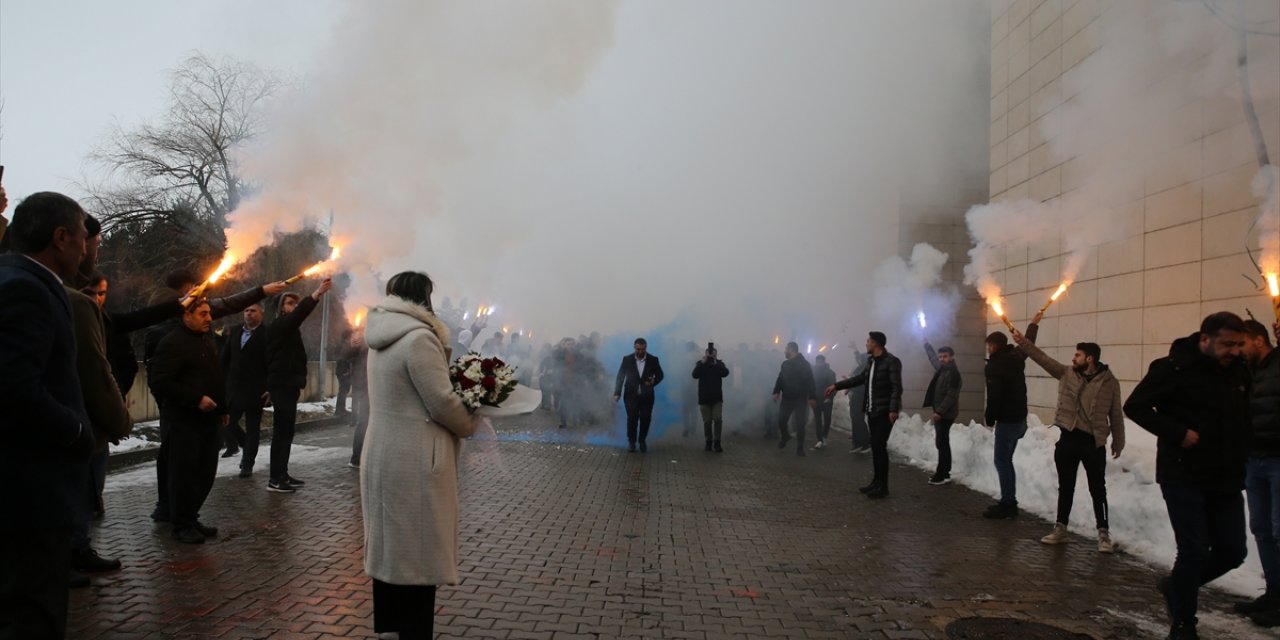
[450,352,518,411]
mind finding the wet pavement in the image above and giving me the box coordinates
[68,411,1268,639]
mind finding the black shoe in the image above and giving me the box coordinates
[705,441,713,452]
[193,522,218,538]
[286,475,306,487]
[858,483,882,494]
[172,527,206,544]
[628,442,636,452]
[796,448,806,457]
[639,441,647,453]
[559,423,567,429]
[68,570,90,589]
[777,437,789,449]
[1165,621,1199,640]
[982,503,1018,519]
[1234,589,1278,614]
[72,547,122,573]
[928,474,951,486]
[865,488,889,499]
[267,479,296,493]
[221,448,240,459]
[150,509,170,523]
[713,441,723,453]
[239,468,252,478]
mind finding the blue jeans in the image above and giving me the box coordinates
[1247,456,1280,589]
[993,421,1027,506]
[1161,484,1247,624]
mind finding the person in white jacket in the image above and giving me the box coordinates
[359,271,478,640]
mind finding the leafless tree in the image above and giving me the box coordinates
[87,53,282,231]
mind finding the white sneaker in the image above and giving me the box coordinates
[1040,523,1069,545]
[815,440,826,450]
[1097,528,1114,554]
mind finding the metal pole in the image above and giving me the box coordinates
[318,210,333,398]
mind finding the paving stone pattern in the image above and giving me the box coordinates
[69,413,1251,639]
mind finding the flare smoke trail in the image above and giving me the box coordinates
[872,243,958,341]
[965,0,1280,307]
[221,1,989,346]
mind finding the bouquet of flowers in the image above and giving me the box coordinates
[450,352,518,412]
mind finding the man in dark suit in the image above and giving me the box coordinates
[265,280,332,493]
[613,338,665,452]
[0,191,95,639]
[221,303,270,477]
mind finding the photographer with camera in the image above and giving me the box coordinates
[692,343,730,452]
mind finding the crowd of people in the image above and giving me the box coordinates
[3,187,1279,640]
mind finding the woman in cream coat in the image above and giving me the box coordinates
[360,271,476,639]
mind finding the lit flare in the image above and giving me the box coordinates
[1037,282,1070,316]
[285,246,342,285]
[989,298,1017,333]
[184,254,237,306]
[1268,273,1280,323]
[917,311,927,329]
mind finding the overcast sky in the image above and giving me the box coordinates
[1,1,990,349]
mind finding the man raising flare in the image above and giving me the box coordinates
[265,279,333,492]
[1014,333,1124,553]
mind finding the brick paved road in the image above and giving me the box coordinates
[69,412,1269,639]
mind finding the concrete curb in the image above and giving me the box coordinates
[107,415,352,471]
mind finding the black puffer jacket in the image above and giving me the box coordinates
[833,350,903,416]
[1124,332,1252,491]
[1250,348,1280,457]
[267,296,319,390]
[923,342,962,422]
[772,355,816,402]
[984,345,1027,425]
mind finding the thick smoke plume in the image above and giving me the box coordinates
[220,1,989,348]
[966,1,1279,310]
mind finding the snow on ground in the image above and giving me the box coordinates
[104,444,349,493]
[832,399,1267,597]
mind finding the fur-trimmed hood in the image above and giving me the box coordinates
[364,296,452,361]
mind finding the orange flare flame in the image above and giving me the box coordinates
[353,309,366,327]
[1268,273,1279,298]
[1050,282,1069,301]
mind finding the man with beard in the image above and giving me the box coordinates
[1125,312,1252,640]
[772,341,818,456]
[1014,333,1124,553]
[827,332,902,499]
[980,320,1038,520]
[148,300,228,544]
[1235,319,1280,628]
[0,192,94,638]
[614,338,665,452]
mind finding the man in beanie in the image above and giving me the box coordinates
[827,331,902,499]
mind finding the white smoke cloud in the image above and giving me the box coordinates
[221,0,990,347]
[872,242,960,342]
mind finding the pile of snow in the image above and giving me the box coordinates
[865,408,1267,597]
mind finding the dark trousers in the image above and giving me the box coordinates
[231,405,265,472]
[1054,428,1109,528]
[350,387,370,466]
[167,419,221,530]
[71,447,109,550]
[624,394,655,444]
[778,398,808,448]
[1160,484,1248,625]
[372,579,435,637]
[813,400,833,441]
[848,390,869,449]
[153,419,172,516]
[269,387,300,482]
[868,412,894,489]
[0,527,71,640]
[933,418,954,478]
[335,376,351,413]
